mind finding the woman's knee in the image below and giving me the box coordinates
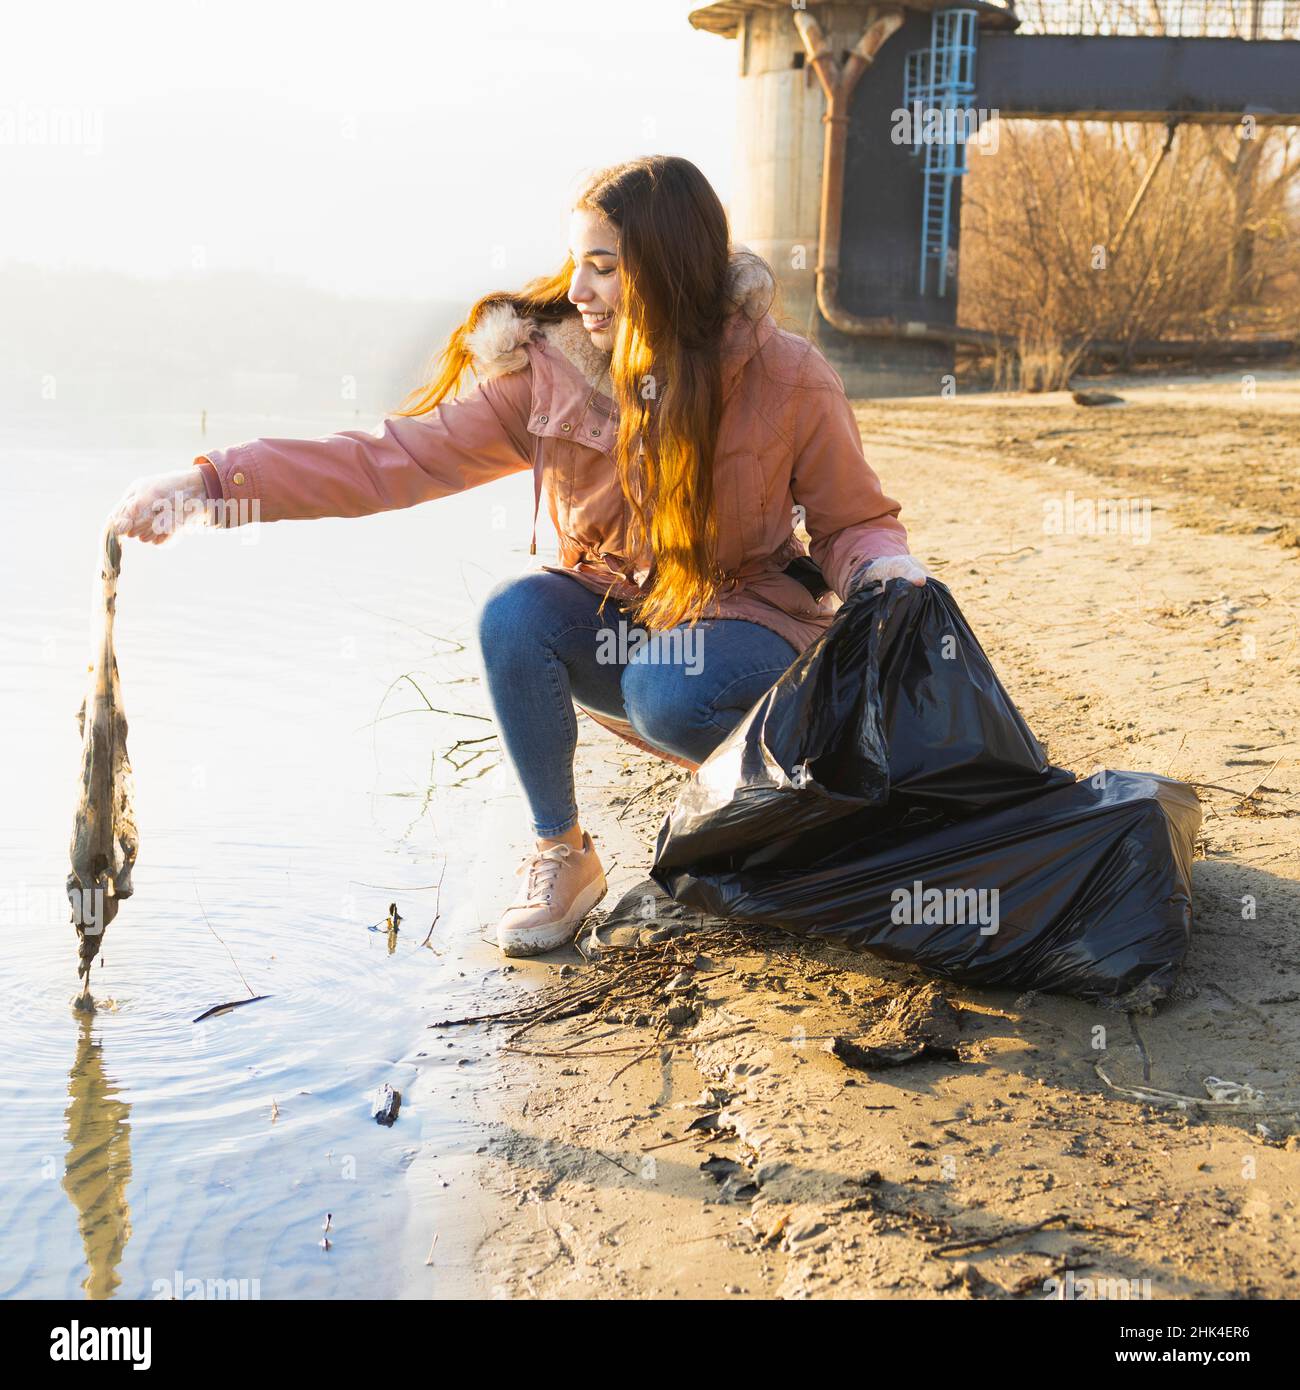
[620,657,713,752]
[478,572,547,649]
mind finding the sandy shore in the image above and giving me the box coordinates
[407,366,1300,1300]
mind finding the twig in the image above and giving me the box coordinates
[1093,1060,1294,1113]
[1127,1013,1151,1083]
[1151,676,1205,692]
[503,1043,663,1059]
[688,1024,756,1046]
[606,1040,663,1088]
[1236,757,1283,808]
[193,879,256,999]
[964,545,1039,563]
[1187,780,1268,797]
[617,772,678,821]
[641,1133,704,1152]
[336,598,466,652]
[358,670,492,733]
[934,1214,1069,1254]
[419,857,449,948]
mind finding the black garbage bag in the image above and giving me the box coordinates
[651,579,1200,1007]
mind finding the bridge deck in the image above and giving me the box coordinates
[978,33,1300,121]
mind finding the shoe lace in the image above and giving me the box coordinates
[515,844,572,907]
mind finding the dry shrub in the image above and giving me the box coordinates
[962,118,1300,364]
[992,331,1089,392]
[956,0,1300,379]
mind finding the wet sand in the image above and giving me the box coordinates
[407,367,1300,1300]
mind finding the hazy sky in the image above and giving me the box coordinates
[1,0,738,301]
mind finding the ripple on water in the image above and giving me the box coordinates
[2,443,522,1297]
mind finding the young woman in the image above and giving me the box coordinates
[112,155,926,957]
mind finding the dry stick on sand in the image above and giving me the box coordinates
[1092,1060,1297,1114]
[1177,758,1287,804]
[1235,757,1284,808]
[430,926,773,1042]
[594,1151,639,1178]
[933,1214,1130,1256]
[504,1023,755,1064]
[616,772,679,822]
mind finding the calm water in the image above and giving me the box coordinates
[0,409,542,1299]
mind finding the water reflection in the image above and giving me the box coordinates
[61,1011,132,1300]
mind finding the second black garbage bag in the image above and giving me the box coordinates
[651,578,1200,1007]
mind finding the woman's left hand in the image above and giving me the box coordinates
[846,555,929,596]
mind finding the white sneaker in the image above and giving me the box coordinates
[496,832,608,957]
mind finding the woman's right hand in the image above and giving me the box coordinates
[110,468,209,545]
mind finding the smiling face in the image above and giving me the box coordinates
[566,206,622,351]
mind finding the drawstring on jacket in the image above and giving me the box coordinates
[528,434,546,556]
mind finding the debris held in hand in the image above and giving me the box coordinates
[67,527,140,996]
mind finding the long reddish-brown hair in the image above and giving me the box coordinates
[396,155,737,632]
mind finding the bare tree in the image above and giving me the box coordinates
[956,0,1299,385]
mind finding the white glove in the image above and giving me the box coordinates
[845,555,929,597]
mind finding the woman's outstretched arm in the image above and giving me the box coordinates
[788,343,915,598]
[113,366,534,540]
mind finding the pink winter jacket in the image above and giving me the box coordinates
[194,251,910,765]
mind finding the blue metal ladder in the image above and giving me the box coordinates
[903,8,980,298]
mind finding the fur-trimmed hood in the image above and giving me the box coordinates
[199,234,910,674]
[462,246,778,390]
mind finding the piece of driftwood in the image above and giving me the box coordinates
[192,995,270,1023]
[67,527,139,992]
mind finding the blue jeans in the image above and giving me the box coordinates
[477,571,798,837]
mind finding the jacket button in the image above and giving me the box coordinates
[232,471,245,485]
[591,428,601,437]
[560,422,571,432]
[537,414,548,424]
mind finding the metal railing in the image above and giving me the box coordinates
[1014,0,1300,37]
